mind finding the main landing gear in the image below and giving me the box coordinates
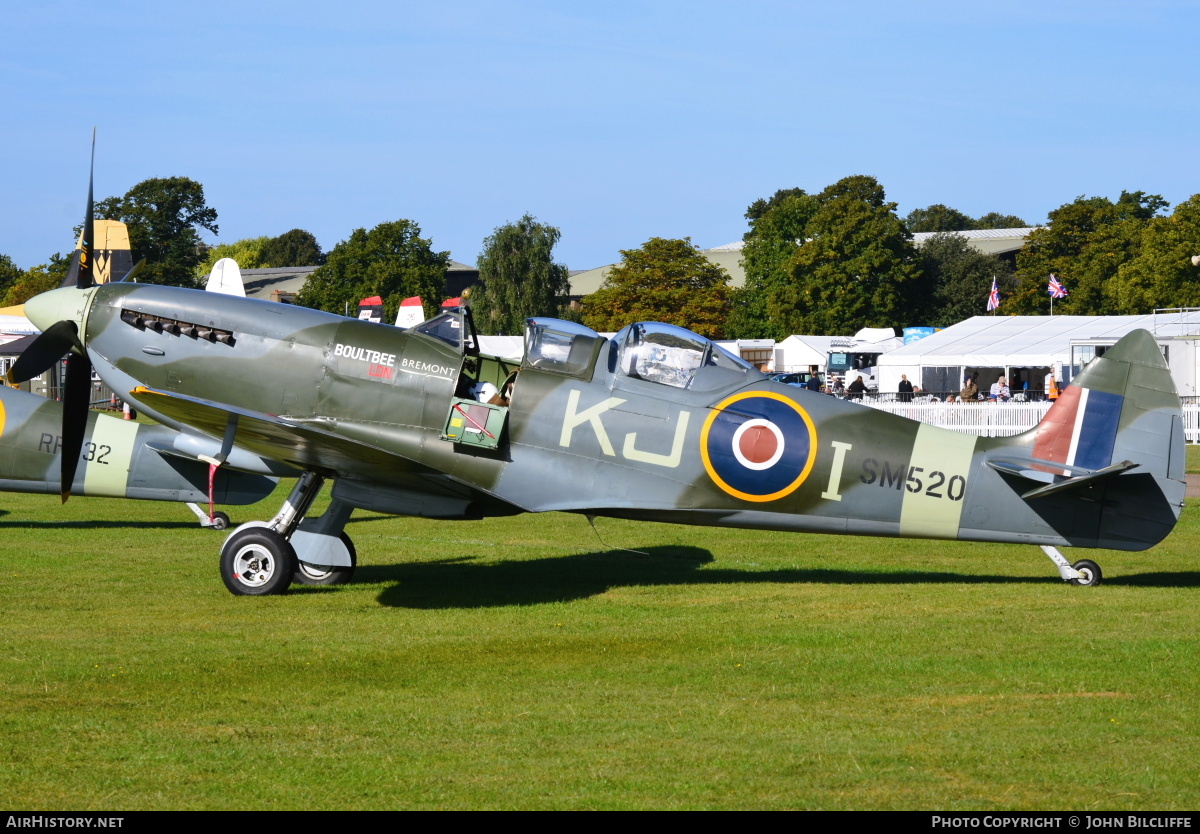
[219,472,357,596]
[1040,545,1103,586]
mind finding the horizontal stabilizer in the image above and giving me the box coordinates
[988,458,1140,500]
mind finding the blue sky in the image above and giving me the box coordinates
[3,1,1198,272]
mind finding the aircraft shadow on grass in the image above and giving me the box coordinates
[340,546,1200,609]
[0,519,203,531]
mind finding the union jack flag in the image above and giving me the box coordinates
[1048,274,1068,299]
[986,277,1000,311]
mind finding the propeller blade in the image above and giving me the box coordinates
[79,128,96,291]
[58,250,82,290]
[60,351,93,502]
[5,320,79,385]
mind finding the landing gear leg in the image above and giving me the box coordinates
[1040,545,1102,586]
[220,472,324,596]
[219,473,357,595]
[268,470,326,537]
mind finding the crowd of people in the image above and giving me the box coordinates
[895,370,1063,404]
[781,368,1065,405]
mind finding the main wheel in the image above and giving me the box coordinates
[293,532,358,586]
[220,528,297,596]
[1070,559,1102,586]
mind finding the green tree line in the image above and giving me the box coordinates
[6,174,1198,339]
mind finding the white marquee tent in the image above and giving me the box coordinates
[876,313,1200,398]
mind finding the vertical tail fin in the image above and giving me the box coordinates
[1025,329,1184,483]
[998,329,1186,550]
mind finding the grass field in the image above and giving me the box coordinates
[1,482,1197,810]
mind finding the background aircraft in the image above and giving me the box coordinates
[0,384,278,514]
[4,151,1187,595]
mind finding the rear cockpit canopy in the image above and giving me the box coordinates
[614,322,757,391]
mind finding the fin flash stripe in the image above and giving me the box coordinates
[1033,385,1122,469]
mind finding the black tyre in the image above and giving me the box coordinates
[209,511,231,531]
[1070,559,1102,587]
[293,533,358,586]
[220,528,297,596]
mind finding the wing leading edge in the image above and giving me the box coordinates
[129,386,434,482]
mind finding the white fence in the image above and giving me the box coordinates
[862,401,1200,442]
[861,401,1050,436]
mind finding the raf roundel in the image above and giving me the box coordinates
[701,392,818,502]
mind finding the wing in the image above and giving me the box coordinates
[129,386,435,483]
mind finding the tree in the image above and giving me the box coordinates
[0,254,22,301]
[743,187,809,240]
[727,192,819,339]
[195,236,272,279]
[772,176,922,334]
[819,174,889,206]
[917,233,1015,327]
[95,177,218,288]
[583,238,732,338]
[1111,194,1200,313]
[975,211,1029,229]
[905,206,1029,233]
[1,253,72,307]
[731,176,924,335]
[905,204,975,233]
[296,220,449,323]
[471,214,570,335]
[1010,190,1167,314]
[261,229,323,268]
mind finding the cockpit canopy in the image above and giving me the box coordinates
[414,311,467,348]
[522,318,606,380]
[415,311,757,391]
[614,322,757,390]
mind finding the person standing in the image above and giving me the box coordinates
[898,374,914,403]
[1045,370,1060,402]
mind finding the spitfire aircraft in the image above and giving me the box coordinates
[4,154,1186,595]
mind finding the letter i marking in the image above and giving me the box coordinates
[821,441,853,501]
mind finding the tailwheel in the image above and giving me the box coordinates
[294,533,358,586]
[1069,559,1102,587]
[221,528,297,596]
